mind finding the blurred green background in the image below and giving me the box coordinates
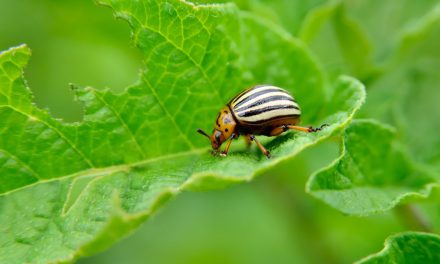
[1,0,438,263]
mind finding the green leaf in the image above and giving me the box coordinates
[356,232,440,264]
[194,0,328,36]
[298,0,439,71]
[361,4,440,172]
[339,0,440,64]
[0,0,365,262]
[293,0,440,86]
[247,0,328,36]
[393,3,440,60]
[307,120,439,215]
[298,0,341,43]
[299,1,376,80]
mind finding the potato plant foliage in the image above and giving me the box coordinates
[0,0,439,263]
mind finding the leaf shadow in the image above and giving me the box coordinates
[265,132,298,151]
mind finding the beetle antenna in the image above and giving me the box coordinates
[197,129,210,139]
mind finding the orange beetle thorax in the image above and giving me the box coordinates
[210,106,236,150]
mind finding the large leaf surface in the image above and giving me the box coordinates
[0,0,365,263]
[356,232,440,264]
[307,120,439,215]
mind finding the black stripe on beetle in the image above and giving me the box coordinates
[234,95,295,112]
[230,84,268,103]
[233,88,287,108]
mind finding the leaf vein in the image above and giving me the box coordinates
[0,105,95,168]
[130,12,224,103]
[93,91,147,158]
[0,148,40,180]
[142,77,195,148]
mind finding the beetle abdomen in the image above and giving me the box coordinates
[229,85,301,124]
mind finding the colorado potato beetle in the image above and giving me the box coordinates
[197,85,327,158]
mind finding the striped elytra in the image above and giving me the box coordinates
[229,85,301,125]
[197,85,327,159]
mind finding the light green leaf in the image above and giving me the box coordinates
[356,232,440,264]
[307,120,439,215]
[192,0,330,36]
[340,0,440,63]
[298,0,341,43]
[298,0,439,72]
[294,0,440,86]
[361,5,440,172]
[299,1,375,80]
[247,0,327,36]
[0,0,365,262]
[194,0,328,36]
[393,3,440,60]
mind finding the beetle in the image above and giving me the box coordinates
[197,85,327,158]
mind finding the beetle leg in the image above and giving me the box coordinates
[295,124,329,132]
[249,134,271,159]
[270,124,329,135]
[244,135,252,148]
[220,133,237,157]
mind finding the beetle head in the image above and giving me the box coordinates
[197,106,236,152]
[212,106,236,148]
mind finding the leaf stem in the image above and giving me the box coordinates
[394,204,433,232]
